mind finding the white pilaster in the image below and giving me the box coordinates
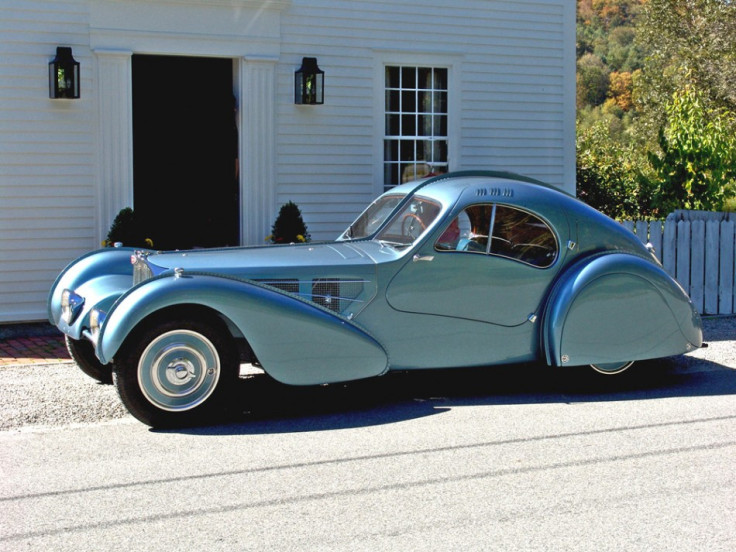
[94,50,134,242]
[239,57,277,245]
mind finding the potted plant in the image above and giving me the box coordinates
[102,207,154,248]
[267,201,311,244]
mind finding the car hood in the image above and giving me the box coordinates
[138,241,402,317]
[144,240,400,276]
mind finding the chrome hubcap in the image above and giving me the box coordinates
[138,330,221,412]
[166,359,196,386]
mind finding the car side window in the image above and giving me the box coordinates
[434,205,493,254]
[435,204,557,267]
[490,206,557,267]
[435,205,490,252]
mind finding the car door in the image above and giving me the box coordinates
[386,203,565,327]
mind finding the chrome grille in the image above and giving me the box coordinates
[133,261,153,285]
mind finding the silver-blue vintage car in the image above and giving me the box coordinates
[49,171,703,426]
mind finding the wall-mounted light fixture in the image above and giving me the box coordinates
[49,47,80,99]
[294,57,324,105]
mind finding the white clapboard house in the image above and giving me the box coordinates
[0,0,575,322]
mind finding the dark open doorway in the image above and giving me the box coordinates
[132,55,239,250]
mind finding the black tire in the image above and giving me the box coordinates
[65,335,113,384]
[112,316,238,428]
[589,360,635,375]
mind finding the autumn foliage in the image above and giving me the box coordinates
[576,0,736,217]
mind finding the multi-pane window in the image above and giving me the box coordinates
[384,66,448,190]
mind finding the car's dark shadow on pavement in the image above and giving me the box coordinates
[166,355,736,436]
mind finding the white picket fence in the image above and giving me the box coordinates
[621,211,736,315]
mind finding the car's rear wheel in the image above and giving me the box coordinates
[589,360,635,375]
[65,335,112,384]
[113,316,238,427]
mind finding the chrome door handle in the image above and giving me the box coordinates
[413,254,434,262]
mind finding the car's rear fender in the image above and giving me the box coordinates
[541,253,703,367]
[48,247,138,338]
[97,272,389,385]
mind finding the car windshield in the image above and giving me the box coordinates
[340,194,404,240]
[340,194,441,247]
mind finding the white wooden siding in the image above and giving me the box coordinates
[1,0,96,322]
[278,0,575,241]
[0,0,574,322]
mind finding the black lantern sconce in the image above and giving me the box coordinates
[49,47,80,99]
[294,57,324,105]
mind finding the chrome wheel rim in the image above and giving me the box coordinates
[590,360,634,375]
[137,330,221,412]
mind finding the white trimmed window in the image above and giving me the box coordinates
[384,66,448,190]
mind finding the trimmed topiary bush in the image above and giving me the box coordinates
[267,201,310,244]
[103,207,154,248]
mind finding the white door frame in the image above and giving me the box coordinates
[90,0,287,245]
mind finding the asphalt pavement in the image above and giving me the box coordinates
[1,316,734,551]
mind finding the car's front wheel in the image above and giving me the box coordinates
[589,360,635,375]
[65,335,112,384]
[113,316,238,427]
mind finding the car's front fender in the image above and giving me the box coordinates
[48,247,138,338]
[542,253,703,367]
[97,272,389,385]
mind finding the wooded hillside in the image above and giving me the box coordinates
[575,0,736,218]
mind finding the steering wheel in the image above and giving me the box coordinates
[401,214,426,240]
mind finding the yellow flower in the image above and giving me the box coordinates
[144,238,154,248]
[296,234,305,242]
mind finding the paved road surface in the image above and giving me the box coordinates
[1,317,734,551]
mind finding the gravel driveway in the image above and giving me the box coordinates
[1,317,734,430]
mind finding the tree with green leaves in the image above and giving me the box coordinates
[577,121,653,219]
[635,0,736,136]
[576,1,645,152]
[576,0,736,217]
[577,53,611,109]
[646,84,736,214]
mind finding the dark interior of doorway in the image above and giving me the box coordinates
[132,55,239,250]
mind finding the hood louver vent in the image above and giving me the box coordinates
[253,278,368,314]
[255,279,300,294]
[312,279,365,313]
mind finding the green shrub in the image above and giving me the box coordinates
[646,84,736,215]
[103,207,154,248]
[576,121,652,219]
[267,201,310,244]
